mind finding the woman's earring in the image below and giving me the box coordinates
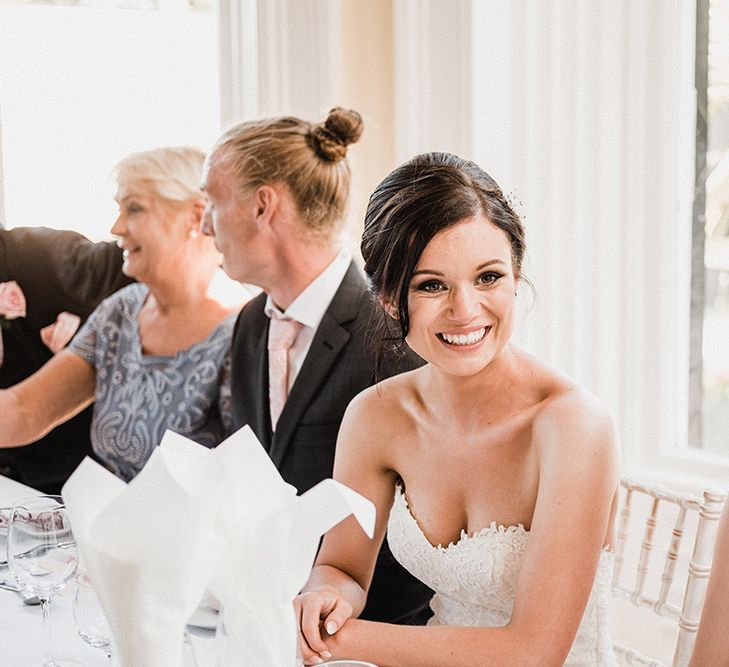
[190,228,199,240]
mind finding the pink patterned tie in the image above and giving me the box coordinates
[268,316,304,431]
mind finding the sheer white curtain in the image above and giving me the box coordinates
[217,0,260,127]
[392,0,709,483]
[217,0,343,125]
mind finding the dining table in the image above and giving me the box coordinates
[0,473,217,666]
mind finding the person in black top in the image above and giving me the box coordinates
[0,226,132,493]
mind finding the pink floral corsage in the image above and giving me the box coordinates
[0,280,27,329]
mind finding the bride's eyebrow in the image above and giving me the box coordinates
[412,259,507,277]
[411,269,445,277]
[475,260,508,270]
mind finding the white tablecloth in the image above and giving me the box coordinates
[0,475,216,666]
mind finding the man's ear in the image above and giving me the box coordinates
[253,184,279,229]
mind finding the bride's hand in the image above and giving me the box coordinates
[294,586,353,665]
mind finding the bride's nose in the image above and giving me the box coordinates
[446,286,479,321]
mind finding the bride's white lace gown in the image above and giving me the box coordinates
[387,487,616,666]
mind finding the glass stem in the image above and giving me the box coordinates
[40,597,54,666]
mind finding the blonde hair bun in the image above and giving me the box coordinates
[310,107,364,161]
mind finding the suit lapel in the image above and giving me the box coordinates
[235,296,274,450]
[268,262,365,468]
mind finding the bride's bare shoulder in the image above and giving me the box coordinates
[509,348,617,457]
[532,379,617,466]
[342,367,423,431]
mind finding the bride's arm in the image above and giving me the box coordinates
[317,388,619,667]
[296,385,402,663]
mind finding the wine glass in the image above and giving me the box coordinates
[73,572,113,662]
[6,495,79,667]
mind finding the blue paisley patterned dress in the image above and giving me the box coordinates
[69,283,235,482]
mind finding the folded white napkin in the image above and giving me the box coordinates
[209,426,375,667]
[63,426,375,667]
[63,432,224,667]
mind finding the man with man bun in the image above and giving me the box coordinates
[202,108,433,625]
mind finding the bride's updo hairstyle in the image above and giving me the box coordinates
[361,151,526,356]
[208,107,363,236]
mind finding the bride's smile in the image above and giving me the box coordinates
[436,325,490,346]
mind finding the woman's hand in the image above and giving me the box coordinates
[294,585,354,665]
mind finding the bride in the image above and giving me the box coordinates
[295,152,619,666]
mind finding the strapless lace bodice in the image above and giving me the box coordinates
[387,487,615,666]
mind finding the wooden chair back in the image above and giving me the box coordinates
[612,478,725,666]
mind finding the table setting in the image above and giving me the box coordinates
[0,427,377,666]
[0,476,106,666]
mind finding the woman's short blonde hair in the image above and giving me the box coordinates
[112,146,206,204]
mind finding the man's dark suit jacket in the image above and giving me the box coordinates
[231,261,433,624]
[0,226,132,493]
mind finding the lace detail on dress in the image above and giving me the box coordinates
[387,487,615,666]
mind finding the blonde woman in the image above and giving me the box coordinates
[0,147,241,481]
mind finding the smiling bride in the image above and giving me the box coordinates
[295,152,619,666]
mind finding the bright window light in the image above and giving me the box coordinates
[0,1,220,240]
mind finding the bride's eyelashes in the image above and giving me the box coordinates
[411,272,505,294]
[412,279,446,294]
[475,271,504,286]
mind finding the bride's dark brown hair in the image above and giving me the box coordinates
[361,152,526,361]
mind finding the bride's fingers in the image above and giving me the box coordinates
[297,595,334,660]
[294,601,319,663]
[322,600,352,636]
[296,620,325,665]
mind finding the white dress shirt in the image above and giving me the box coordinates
[264,247,352,393]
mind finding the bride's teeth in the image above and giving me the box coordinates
[440,328,487,345]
